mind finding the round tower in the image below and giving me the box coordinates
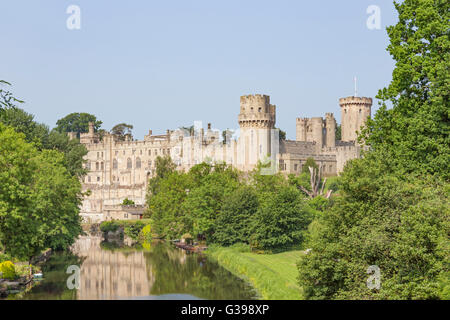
[238,94,276,170]
[310,117,324,148]
[339,96,372,142]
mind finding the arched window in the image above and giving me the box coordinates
[136,157,141,169]
[127,158,132,169]
[113,159,118,169]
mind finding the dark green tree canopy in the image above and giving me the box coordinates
[55,113,102,137]
[111,123,134,141]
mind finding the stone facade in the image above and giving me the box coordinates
[76,94,371,222]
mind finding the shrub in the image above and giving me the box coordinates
[99,221,120,233]
[139,224,153,242]
[0,261,16,280]
[124,221,145,240]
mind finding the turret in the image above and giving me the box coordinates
[339,96,372,142]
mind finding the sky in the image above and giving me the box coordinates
[1,1,397,140]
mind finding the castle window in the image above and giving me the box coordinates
[97,152,99,159]
[96,162,99,170]
[136,157,141,169]
[294,164,298,171]
[97,176,100,182]
[140,150,142,155]
[258,107,262,112]
[148,160,152,167]
[101,162,104,170]
[155,150,158,156]
[113,159,118,169]
[127,158,132,169]
[359,109,362,113]
[88,176,91,182]
[148,150,151,156]
[345,109,347,114]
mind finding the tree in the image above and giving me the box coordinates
[183,167,239,240]
[213,186,259,246]
[146,171,192,239]
[0,124,83,260]
[147,156,177,196]
[111,123,133,141]
[335,124,341,141]
[250,185,312,251]
[55,113,102,137]
[297,0,450,299]
[0,80,24,110]
[361,0,449,180]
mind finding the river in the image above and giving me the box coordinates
[13,236,257,300]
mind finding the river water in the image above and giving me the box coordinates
[14,236,257,300]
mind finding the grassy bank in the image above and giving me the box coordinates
[206,245,304,300]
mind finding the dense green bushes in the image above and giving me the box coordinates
[146,160,313,251]
[100,219,152,241]
[297,0,450,300]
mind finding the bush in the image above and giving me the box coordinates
[99,221,120,233]
[124,221,145,240]
[250,186,312,251]
[139,224,153,242]
[0,261,16,280]
[213,186,259,246]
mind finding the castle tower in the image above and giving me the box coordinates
[310,117,324,148]
[325,113,336,148]
[238,94,276,170]
[296,118,307,142]
[88,121,94,135]
[339,96,372,142]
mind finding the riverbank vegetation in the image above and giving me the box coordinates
[0,81,90,265]
[207,244,303,300]
[99,219,152,241]
[297,0,449,300]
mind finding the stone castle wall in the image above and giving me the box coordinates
[78,94,371,221]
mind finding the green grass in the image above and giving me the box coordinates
[206,245,304,300]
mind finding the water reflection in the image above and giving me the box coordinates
[16,236,257,300]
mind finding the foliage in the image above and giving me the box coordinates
[182,166,240,239]
[213,186,259,246]
[250,186,312,251]
[0,106,88,177]
[111,123,133,141]
[335,124,341,141]
[147,156,177,196]
[146,171,192,239]
[0,124,83,260]
[297,0,450,300]
[0,261,16,280]
[139,224,153,242]
[55,112,102,137]
[360,0,449,180]
[122,198,135,206]
[124,221,145,240]
[0,80,24,110]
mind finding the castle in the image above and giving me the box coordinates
[77,94,372,222]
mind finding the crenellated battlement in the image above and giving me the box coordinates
[339,96,372,106]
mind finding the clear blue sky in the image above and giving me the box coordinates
[1,1,397,140]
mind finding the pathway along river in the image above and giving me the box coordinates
[13,236,257,300]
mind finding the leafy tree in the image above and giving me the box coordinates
[361,0,449,180]
[147,156,177,196]
[146,171,192,239]
[183,167,240,240]
[250,185,311,251]
[214,186,259,246]
[0,124,82,260]
[111,123,133,141]
[0,106,88,177]
[298,0,450,299]
[55,113,102,137]
[335,124,341,141]
[0,80,24,110]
